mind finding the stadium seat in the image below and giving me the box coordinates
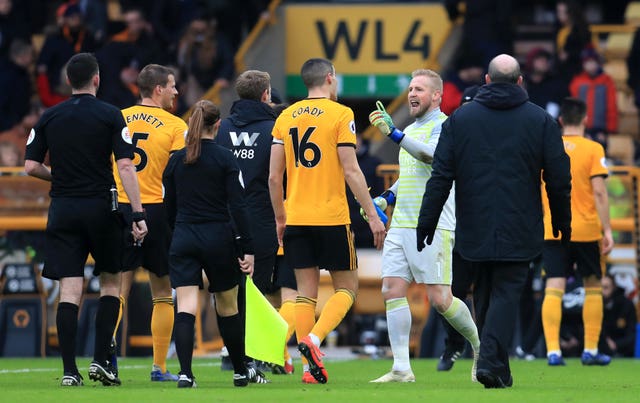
[608,134,635,165]
[0,263,46,357]
[625,2,640,25]
[604,60,629,90]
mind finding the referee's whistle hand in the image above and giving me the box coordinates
[132,220,148,242]
[239,254,254,277]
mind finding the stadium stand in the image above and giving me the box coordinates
[0,262,47,357]
[1,0,640,358]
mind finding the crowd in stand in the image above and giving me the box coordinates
[0,0,638,361]
[0,0,269,165]
[442,1,635,159]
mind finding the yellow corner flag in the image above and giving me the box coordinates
[245,276,288,365]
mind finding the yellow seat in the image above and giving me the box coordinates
[608,134,635,165]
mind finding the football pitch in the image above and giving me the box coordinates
[0,356,637,402]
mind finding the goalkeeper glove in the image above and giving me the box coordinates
[369,100,405,144]
[359,190,395,225]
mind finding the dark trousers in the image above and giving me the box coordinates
[441,251,475,352]
[472,260,529,380]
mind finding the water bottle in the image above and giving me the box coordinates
[110,186,118,212]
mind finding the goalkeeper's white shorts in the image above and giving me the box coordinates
[381,227,454,285]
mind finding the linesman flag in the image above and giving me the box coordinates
[245,276,288,365]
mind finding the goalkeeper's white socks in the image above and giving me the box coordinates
[385,298,412,372]
[442,297,481,352]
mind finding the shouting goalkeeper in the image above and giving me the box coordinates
[366,69,480,383]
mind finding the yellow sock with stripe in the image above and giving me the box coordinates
[583,287,604,352]
[279,300,296,362]
[112,295,126,339]
[310,288,355,342]
[295,296,317,366]
[442,297,480,351]
[542,287,564,355]
[151,296,174,373]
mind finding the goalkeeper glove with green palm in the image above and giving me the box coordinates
[369,100,405,143]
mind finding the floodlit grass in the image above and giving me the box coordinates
[0,356,638,402]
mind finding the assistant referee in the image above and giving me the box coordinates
[25,53,147,387]
[163,99,266,388]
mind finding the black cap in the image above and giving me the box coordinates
[271,88,283,104]
[460,85,479,106]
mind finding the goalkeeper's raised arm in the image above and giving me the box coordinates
[369,101,439,164]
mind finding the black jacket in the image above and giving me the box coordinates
[162,140,253,254]
[417,82,571,261]
[602,287,637,357]
[216,99,277,255]
[0,58,32,131]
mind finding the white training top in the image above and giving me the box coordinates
[391,108,455,230]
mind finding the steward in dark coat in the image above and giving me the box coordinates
[416,54,571,389]
[418,82,571,261]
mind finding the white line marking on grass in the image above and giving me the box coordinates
[0,361,220,375]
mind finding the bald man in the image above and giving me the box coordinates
[417,54,571,388]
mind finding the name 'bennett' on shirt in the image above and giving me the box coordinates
[126,112,165,128]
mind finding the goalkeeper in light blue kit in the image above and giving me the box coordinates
[365,69,480,383]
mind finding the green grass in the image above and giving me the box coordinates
[0,356,638,402]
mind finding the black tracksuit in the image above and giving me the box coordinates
[163,139,253,291]
[216,99,278,293]
[418,82,571,384]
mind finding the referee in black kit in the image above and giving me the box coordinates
[162,100,267,388]
[24,53,147,387]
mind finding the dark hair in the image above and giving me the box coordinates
[65,53,99,89]
[562,1,589,30]
[460,85,479,106]
[185,100,220,164]
[235,70,270,101]
[270,87,283,104]
[9,39,32,59]
[560,97,587,126]
[300,58,333,89]
[137,64,172,98]
[271,103,289,116]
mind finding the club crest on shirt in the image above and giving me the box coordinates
[121,127,132,144]
[26,129,35,145]
[600,157,608,169]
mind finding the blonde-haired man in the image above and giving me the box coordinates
[367,69,480,383]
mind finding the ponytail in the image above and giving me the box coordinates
[185,104,204,164]
[184,100,220,164]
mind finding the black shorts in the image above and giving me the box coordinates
[273,255,297,290]
[542,240,603,279]
[169,221,241,293]
[120,203,171,277]
[283,224,357,271]
[43,197,124,280]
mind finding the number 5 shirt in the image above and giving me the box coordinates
[114,105,187,204]
[272,98,356,226]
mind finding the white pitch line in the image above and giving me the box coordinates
[0,361,220,375]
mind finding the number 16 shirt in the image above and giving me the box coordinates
[272,98,357,226]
